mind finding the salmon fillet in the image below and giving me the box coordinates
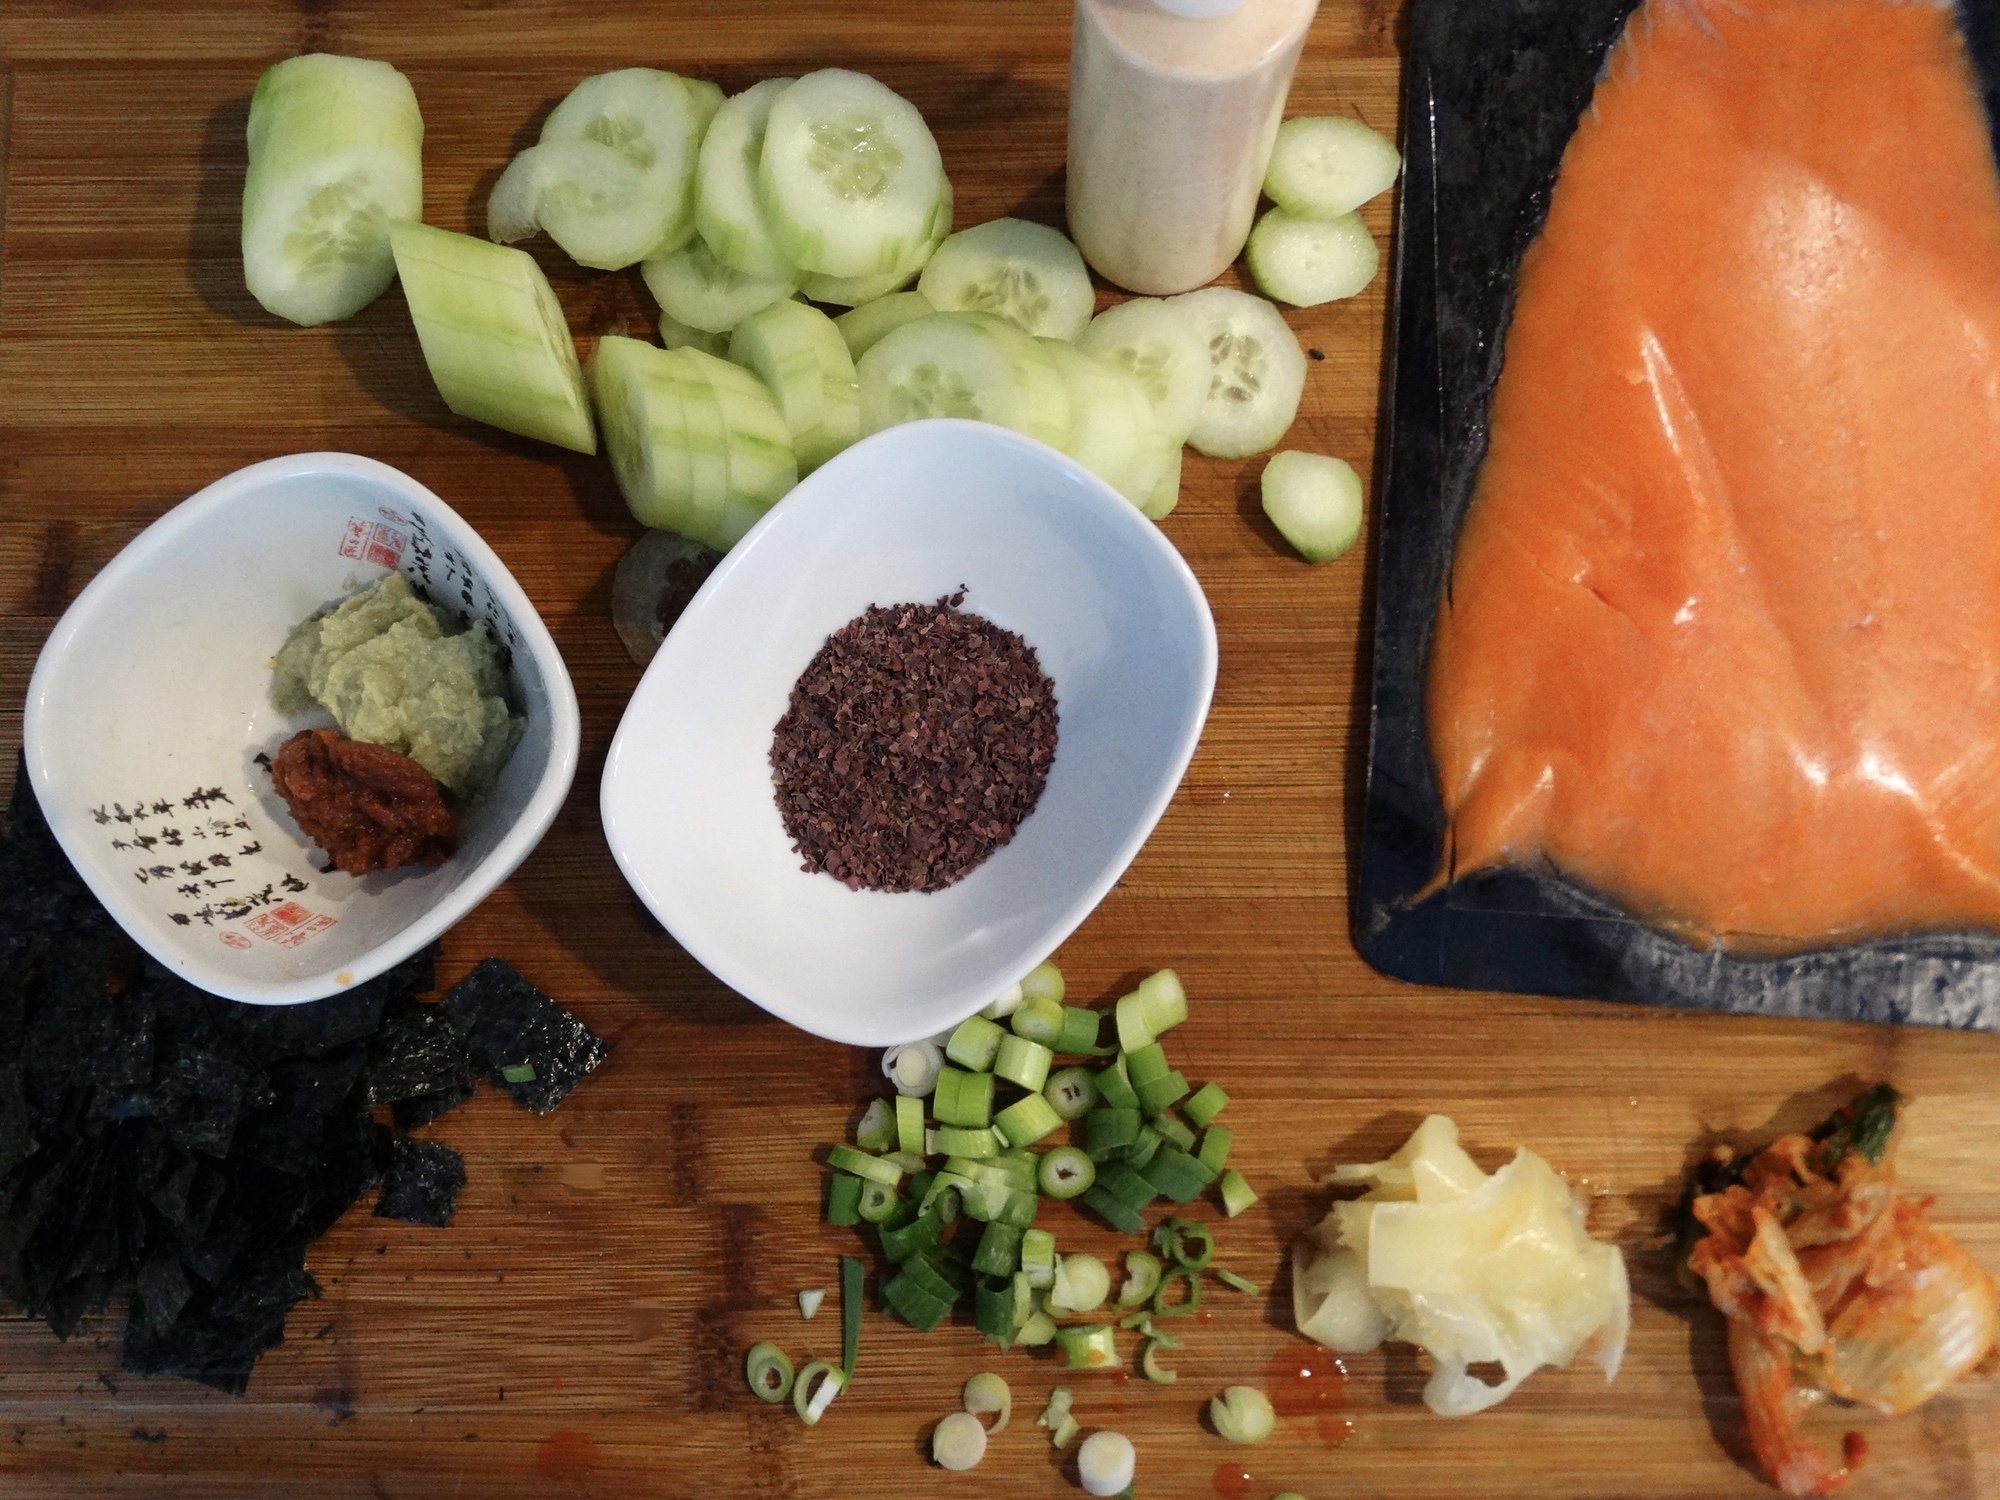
[1427,0,2000,949]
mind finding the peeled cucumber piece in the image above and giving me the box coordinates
[1260,450,1364,562]
[919,217,1094,340]
[835,290,935,361]
[800,186,951,306]
[640,239,796,334]
[857,311,1070,450]
[1132,438,1183,522]
[590,336,797,551]
[759,69,949,278]
[389,221,595,453]
[1263,116,1402,219]
[1165,287,1307,460]
[696,77,801,280]
[729,299,861,473]
[1247,209,1379,308]
[242,54,423,327]
[1042,341,1161,509]
[1075,297,1212,445]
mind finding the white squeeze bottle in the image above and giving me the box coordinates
[1067,0,1319,295]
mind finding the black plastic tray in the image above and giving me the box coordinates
[1352,0,2000,1031]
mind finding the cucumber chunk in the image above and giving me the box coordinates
[658,311,730,358]
[242,54,423,327]
[1263,116,1402,219]
[800,186,950,306]
[919,217,1094,340]
[1165,287,1306,460]
[729,298,861,473]
[1042,341,1161,509]
[388,221,595,454]
[696,77,801,280]
[856,311,1070,450]
[1075,297,1212,445]
[1131,438,1183,522]
[640,239,796,334]
[759,69,949,278]
[1246,209,1379,308]
[834,291,936,361]
[540,67,703,255]
[1260,450,1364,562]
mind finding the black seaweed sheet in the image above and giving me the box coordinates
[1355,0,2000,1030]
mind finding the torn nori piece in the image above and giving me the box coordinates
[374,1136,467,1228]
[367,1004,474,1111]
[391,1079,476,1132]
[441,959,610,1115]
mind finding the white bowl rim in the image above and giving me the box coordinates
[600,417,1219,1046]
[21,450,582,1006]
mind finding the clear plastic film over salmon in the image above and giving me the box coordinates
[1355,0,2000,1025]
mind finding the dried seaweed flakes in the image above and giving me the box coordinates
[441,959,610,1115]
[367,1004,474,1110]
[374,1137,466,1228]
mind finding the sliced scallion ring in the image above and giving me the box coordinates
[931,1409,988,1470]
[1119,1249,1162,1307]
[1039,1145,1097,1200]
[1140,1339,1179,1385]
[1209,1385,1276,1444]
[856,1179,899,1222]
[854,1097,895,1152]
[1019,959,1065,1007]
[882,1040,944,1097]
[1213,1266,1261,1296]
[745,1341,794,1402]
[963,1370,1012,1432]
[793,1360,846,1425]
[1044,1066,1099,1121]
[1078,1429,1137,1497]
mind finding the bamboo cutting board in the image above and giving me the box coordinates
[0,3,1996,1497]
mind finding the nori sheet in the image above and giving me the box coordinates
[373,1136,466,1228]
[442,958,611,1115]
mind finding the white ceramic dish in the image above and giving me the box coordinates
[23,453,580,1004]
[601,418,1218,1047]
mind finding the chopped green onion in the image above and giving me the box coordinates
[1021,1227,1057,1288]
[1157,1217,1214,1270]
[901,1252,960,1304]
[825,1172,863,1226]
[1125,1124,1164,1171]
[879,1206,945,1262]
[946,1015,1007,1072]
[882,1040,944,1097]
[1197,1125,1234,1173]
[1083,1106,1142,1158]
[1036,1385,1074,1439]
[1114,992,1156,1053]
[1049,1252,1112,1314]
[1139,1144,1215,1204]
[1209,1385,1275,1444]
[1011,995,1065,1047]
[995,1034,1054,1091]
[1124,1043,1171,1087]
[996,1092,1064,1148]
[1213,1267,1261,1296]
[1051,1412,1080,1448]
[1038,1144,1097,1199]
[745,1341,794,1402]
[500,1062,537,1084]
[1015,1308,1058,1346]
[981,980,1025,1020]
[1182,1081,1229,1128]
[1150,1113,1197,1151]
[934,1067,995,1128]
[854,1097,896,1152]
[1219,1168,1259,1218]
[1098,1163,1162,1213]
[1134,1069,1191,1115]
[839,1254,863,1375]
[1081,1184,1145,1235]
[1055,1322,1121,1370]
[935,1125,1001,1158]
[1094,1055,1140,1109]
[972,1221,1025,1277]
[963,1370,1012,1432]
[1011,1270,1035,1329]
[880,1149,927,1173]
[1078,1429,1137,1496]
[793,1359,845,1425]
[1134,969,1187,1035]
[975,1273,1016,1339]
[883,1267,952,1330]
[856,1179,899,1223]
[1057,1005,1102,1055]
[895,1094,926,1156]
[1140,1339,1179,1385]
[1044,1066,1099,1120]
[825,1144,903,1187]
[1020,959,1066,1007]
[1120,1249,1163,1307]
[931,1409,988,1470]
[798,1287,825,1320]
[994,1185,1040,1228]
[1153,1267,1201,1319]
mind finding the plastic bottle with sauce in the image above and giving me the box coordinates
[1067,0,1319,295]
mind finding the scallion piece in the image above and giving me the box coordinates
[1182,1080,1229,1128]
[931,1409,988,1470]
[1134,969,1187,1034]
[1020,959,1066,1007]
[1038,1144,1096,1199]
[902,1252,961,1303]
[932,1066,960,1125]
[934,1124,1001,1158]
[1098,1163,1161,1213]
[1015,1308,1058,1346]
[1213,1267,1261,1296]
[1036,1385,1073,1440]
[1150,1113,1197,1151]
[1056,1005,1101,1055]
[1134,1069,1190,1115]
[882,1040,944,1097]
[1021,1227,1057,1288]
[1139,1144,1215,1205]
[1049,1252,1112,1315]
[1126,1124,1164,1171]
[1094,1055,1140,1110]
[994,1185,1041,1228]
[974,1273,1017,1339]
[963,1371,1012,1432]
[1140,1339,1179,1385]
[883,1268,953,1330]
[1114,993,1156,1053]
[994,1092,1062,1149]
[825,1144,904,1187]
[946,1014,1007,1072]
[972,1221,1025,1278]
[1055,1322,1121,1370]
[1209,1385,1275,1444]
[994,1034,1054,1092]
[1219,1167,1259,1218]
[856,1179,899,1223]
[879,1206,945,1262]
[1083,1106,1142,1158]
[854,1097,896,1152]
[840,1254,863,1375]
[1011,1270,1036,1329]
[745,1341,794,1402]
[1044,1066,1099,1121]
[825,1172,863,1226]
[1051,1412,1080,1448]
[798,1287,825,1320]
[880,1149,927,1174]
[981,980,1025,1020]
[1163,1218,1214,1270]
[1119,1249,1163,1307]
[892,1093,925,1156]
[1078,1429,1137,1496]
[793,1360,845,1425]
[1124,1042,1171,1087]
[1011,994,1065,1046]
[1153,1266,1201,1319]
[1197,1125,1233,1174]
[935,1068,995,1128]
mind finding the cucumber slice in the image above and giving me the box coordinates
[1260,450,1364,562]
[692,349,802,525]
[1074,298,1211,445]
[1246,209,1379,308]
[857,311,1070,449]
[729,298,861,472]
[800,186,950,305]
[489,139,669,271]
[1131,439,1183,522]
[759,69,949,278]
[919,217,1094,340]
[1263,116,1402,219]
[834,291,936,361]
[389,221,596,453]
[242,54,423,327]
[659,311,730,358]
[1165,287,1306,460]
[684,78,726,135]
[640,240,796,334]
[1042,342,1160,508]
[696,77,801,280]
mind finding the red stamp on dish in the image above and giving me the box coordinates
[338,515,409,568]
[247,902,337,949]
[218,930,252,950]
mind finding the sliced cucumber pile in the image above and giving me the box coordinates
[1165,287,1307,460]
[696,77,800,280]
[1075,297,1212,445]
[390,221,596,453]
[641,240,796,334]
[800,184,952,306]
[834,290,936,361]
[1247,210,1378,309]
[728,298,861,473]
[242,54,423,327]
[590,335,797,551]
[856,311,1070,450]
[1260,450,1364,563]
[489,68,701,269]
[919,217,1094,340]
[1263,116,1402,219]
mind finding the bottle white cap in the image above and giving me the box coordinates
[1151,0,1247,16]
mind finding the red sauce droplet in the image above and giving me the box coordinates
[1212,1462,1256,1499]
[1844,1431,1870,1470]
[1318,1414,1356,1447]
[536,1430,600,1484]
[1264,1345,1350,1419]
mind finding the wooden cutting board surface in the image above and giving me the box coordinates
[0,3,1995,1496]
